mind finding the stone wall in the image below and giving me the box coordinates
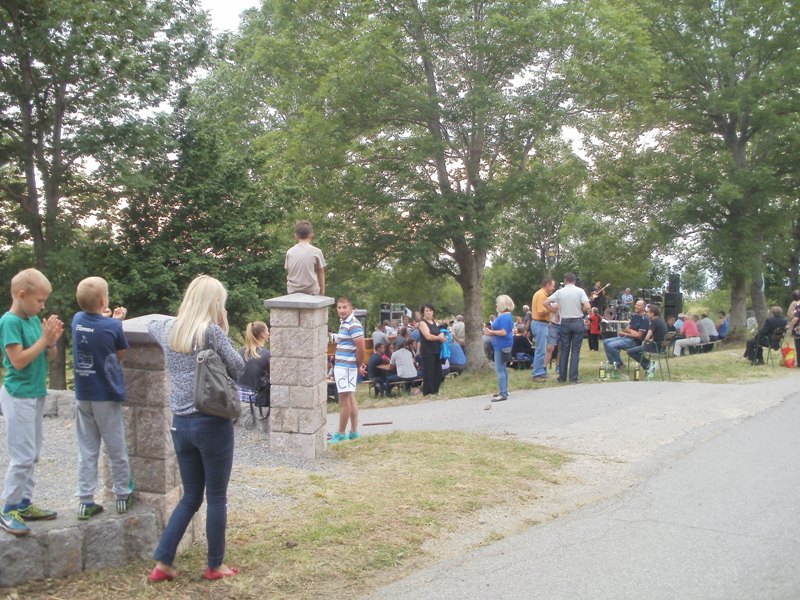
[265,293,333,459]
[0,314,200,588]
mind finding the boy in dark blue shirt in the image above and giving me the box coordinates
[72,277,132,518]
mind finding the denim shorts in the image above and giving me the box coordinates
[547,323,561,346]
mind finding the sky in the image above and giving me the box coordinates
[200,0,260,33]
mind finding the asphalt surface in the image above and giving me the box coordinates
[334,374,800,600]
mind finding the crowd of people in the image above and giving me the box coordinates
[2,216,798,584]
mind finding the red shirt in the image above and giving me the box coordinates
[681,319,700,338]
[589,313,601,334]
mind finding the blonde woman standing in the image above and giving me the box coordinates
[484,295,515,402]
[146,276,244,582]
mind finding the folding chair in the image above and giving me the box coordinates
[764,327,788,367]
[642,331,676,381]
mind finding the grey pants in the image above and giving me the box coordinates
[76,400,132,502]
[0,386,44,507]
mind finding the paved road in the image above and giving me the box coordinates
[339,375,800,600]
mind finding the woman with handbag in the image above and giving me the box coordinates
[146,275,244,582]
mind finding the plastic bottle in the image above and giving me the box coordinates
[599,363,606,380]
[633,365,641,381]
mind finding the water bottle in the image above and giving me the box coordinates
[647,368,655,382]
[611,363,619,380]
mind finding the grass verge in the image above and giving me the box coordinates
[16,431,567,600]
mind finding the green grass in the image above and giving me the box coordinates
[17,432,567,600]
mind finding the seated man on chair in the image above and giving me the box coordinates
[744,306,787,364]
[603,299,649,370]
[626,306,667,375]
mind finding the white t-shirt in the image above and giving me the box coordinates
[390,348,417,379]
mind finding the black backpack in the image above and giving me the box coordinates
[250,375,270,421]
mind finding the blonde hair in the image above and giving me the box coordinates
[11,268,52,297]
[76,276,108,312]
[496,294,515,313]
[243,321,269,360]
[168,275,229,353]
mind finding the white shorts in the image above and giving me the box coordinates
[334,365,358,393]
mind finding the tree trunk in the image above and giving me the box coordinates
[729,274,748,339]
[749,274,768,330]
[789,211,800,290]
[455,243,490,371]
[48,336,67,390]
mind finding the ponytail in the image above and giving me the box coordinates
[243,321,268,360]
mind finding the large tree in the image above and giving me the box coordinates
[638,0,800,332]
[232,0,655,366]
[0,0,209,386]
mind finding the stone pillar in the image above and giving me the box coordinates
[118,314,202,551]
[264,294,334,459]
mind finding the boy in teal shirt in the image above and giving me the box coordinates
[0,268,64,536]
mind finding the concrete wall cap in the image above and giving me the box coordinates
[122,314,171,345]
[264,294,335,310]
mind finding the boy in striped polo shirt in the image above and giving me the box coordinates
[331,297,366,444]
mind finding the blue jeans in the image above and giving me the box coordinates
[154,413,234,568]
[494,348,509,397]
[603,335,636,367]
[558,318,585,382]
[626,341,657,368]
[531,320,549,377]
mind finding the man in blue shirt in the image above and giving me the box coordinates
[603,299,649,370]
[447,339,467,375]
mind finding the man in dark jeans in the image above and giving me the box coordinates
[544,273,591,383]
[627,305,668,374]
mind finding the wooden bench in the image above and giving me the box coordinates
[691,339,722,354]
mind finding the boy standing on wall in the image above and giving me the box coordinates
[285,220,326,296]
[0,268,63,536]
[71,276,133,519]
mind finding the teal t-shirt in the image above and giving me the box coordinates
[0,311,47,398]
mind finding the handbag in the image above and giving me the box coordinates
[781,342,796,369]
[193,330,242,419]
[249,375,271,421]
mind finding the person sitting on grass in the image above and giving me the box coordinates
[511,325,535,365]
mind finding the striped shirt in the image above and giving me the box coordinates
[335,312,364,368]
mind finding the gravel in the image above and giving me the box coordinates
[0,414,340,513]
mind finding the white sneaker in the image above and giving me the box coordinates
[647,362,657,376]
